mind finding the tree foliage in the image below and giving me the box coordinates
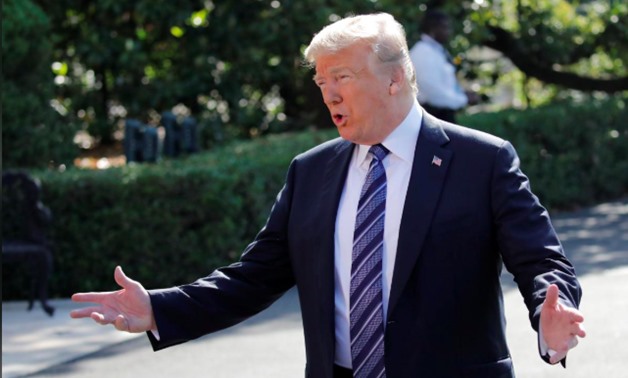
[30,0,628,152]
[474,0,627,92]
[2,0,78,169]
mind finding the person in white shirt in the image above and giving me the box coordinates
[409,9,479,123]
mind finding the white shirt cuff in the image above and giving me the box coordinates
[150,329,160,341]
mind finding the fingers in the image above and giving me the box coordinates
[70,306,101,319]
[543,284,559,309]
[71,307,130,332]
[571,322,587,338]
[70,308,112,325]
[71,266,130,304]
[72,266,135,304]
[569,309,585,323]
[564,307,586,337]
[86,312,129,332]
[113,314,130,332]
[90,312,108,325]
[88,311,126,330]
[71,291,114,303]
[576,327,586,338]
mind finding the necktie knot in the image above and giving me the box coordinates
[369,144,389,163]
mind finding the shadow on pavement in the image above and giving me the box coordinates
[552,199,628,276]
[502,198,628,290]
[12,198,627,378]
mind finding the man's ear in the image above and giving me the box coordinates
[389,66,405,95]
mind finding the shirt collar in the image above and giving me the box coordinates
[356,100,422,167]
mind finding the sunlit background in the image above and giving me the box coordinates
[3,0,626,170]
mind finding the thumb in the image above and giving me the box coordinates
[114,266,136,290]
[543,284,559,310]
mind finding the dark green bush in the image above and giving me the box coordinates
[459,96,628,209]
[2,97,626,300]
[2,130,336,300]
[2,0,78,168]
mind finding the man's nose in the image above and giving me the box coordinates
[322,85,341,106]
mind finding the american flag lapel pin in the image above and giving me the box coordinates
[431,155,442,167]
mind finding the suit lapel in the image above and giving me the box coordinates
[317,139,354,290]
[387,112,453,317]
[315,139,354,356]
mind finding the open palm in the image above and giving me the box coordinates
[70,266,155,333]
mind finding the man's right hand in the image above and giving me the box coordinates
[70,266,156,333]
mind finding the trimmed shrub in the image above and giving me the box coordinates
[459,96,627,209]
[3,130,336,299]
[2,96,626,300]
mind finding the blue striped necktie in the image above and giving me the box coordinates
[350,144,389,378]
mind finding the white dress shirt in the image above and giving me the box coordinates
[333,101,422,368]
[409,34,467,110]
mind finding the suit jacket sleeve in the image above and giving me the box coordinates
[491,140,582,363]
[146,160,299,351]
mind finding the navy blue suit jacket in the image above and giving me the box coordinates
[147,112,581,377]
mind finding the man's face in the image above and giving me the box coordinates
[313,44,396,145]
[432,20,452,45]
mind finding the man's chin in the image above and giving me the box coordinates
[336,128,356,143]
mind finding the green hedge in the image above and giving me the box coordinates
[2,130,337,300]
[458,96,628,209]
[2,97,626,300]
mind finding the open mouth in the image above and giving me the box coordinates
[333,113,345,124]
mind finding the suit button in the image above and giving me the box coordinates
[387,320,396,325]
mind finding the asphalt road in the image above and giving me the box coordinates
[22,199,628,378]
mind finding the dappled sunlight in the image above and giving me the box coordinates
[552,199,628,276]
[74,140,126,169]
[502,198,628,291]
[74,156,126,169]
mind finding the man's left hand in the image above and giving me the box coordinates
[540,284,586,364]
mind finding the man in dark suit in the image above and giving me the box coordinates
[71,13,585,378]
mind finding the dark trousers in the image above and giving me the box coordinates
[422,103,457,124]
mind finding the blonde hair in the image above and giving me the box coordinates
[304,13,417,95]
